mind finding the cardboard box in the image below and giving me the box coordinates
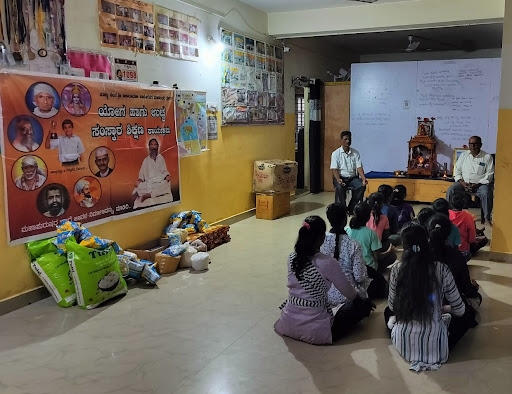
[253,160,298,193]
[256,192,290,220]
[126,240,167,262]
[155,252,181,274]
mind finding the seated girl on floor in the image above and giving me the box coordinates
[426,213,482,316]
[320,203,371,306]
[346,202,395,299]
[432,198,462,249]
[449,192,488,261]
[390,185,415,230]
[274,215,374,345]
[385,223,467,372]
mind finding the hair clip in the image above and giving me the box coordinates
[435,224,441,228]
[302,222,310,230]
[412,245,421,253]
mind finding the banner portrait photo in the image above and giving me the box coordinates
[0,72,180,244]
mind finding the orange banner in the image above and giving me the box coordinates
[0,72,179,244]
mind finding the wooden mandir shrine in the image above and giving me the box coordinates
[408,117,437,177]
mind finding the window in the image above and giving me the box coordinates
[295,94,304,151]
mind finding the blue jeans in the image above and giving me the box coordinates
[332,176,366,213]
[446,182,493,222]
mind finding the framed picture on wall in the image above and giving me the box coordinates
[452,148,469,174]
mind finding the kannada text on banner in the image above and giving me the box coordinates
[0,72,179,244]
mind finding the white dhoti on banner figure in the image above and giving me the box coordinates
[133,138,173,209]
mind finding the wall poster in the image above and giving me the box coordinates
[153,6,199,61]
[175,91,207,157]
[220,28,285,125]
[0,72,180,244]
[99,0,156,53]
[114,58,138,82]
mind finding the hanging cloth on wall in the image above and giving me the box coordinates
[6,0,27,62]
[36,0,47,56]
[24,0,36,59]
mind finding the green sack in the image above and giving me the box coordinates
[30,252,76,308]
[66,239,127,310]
[26,237,57,260]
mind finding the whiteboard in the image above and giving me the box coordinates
[350,59,500,173]
[350,61,418,173]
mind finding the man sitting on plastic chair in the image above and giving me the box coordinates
[330,130,368,215]
[446,136,494,226]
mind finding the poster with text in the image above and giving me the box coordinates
[0,73,179,244]
[114,58,138,81]
[99,0,156,53]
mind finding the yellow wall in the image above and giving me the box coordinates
[491,0,511,255]
[491,110,512,254]
[0,114,295,302]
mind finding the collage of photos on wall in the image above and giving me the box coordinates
[99,0,156,53]
[154,6,199,61]
[220,28,285,125]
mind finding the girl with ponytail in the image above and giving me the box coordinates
[321,203,371,306]
[275,215,375,345]
[366,192,391,244]
[386,223,466,371]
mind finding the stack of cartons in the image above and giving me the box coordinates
[253,160,298,220]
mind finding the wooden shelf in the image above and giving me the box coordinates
[365,177,453,203]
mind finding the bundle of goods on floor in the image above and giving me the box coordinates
[27,219,212,310]
[161,210,231,251]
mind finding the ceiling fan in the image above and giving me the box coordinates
[404,34,477,52]
[406,35,421,52]
[347,0,379,3]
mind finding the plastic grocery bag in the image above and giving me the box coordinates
[66,238,127,310]
[30,252,76,307]
[26,237,58,260]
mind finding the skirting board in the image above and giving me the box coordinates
[0,287,50,317]
[211,191,308,227]
[489,251,512,263]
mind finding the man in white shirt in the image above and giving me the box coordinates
[133,138,173,208]
[330,130,368,214]
[45,119,85,166]
[32,83,59,119]
[11,117,40,152]
[447,136,494,226]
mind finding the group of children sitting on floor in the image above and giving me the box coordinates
[274,184,484,371]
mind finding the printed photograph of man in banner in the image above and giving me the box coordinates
[0,73,179,244]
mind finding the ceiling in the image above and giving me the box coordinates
[317,23,503,54]
[239,0,406,13]
[238,0,503,55]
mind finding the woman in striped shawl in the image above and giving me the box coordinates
[274,215,375,345]
[387,222,466,371]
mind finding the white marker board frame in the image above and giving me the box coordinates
[350,58,500,173]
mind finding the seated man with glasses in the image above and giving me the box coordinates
[330,130,368,215]
[446,136,494,226]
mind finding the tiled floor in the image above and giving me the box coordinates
[1,192,511,394]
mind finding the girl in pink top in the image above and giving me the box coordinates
[366,192,391,242]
